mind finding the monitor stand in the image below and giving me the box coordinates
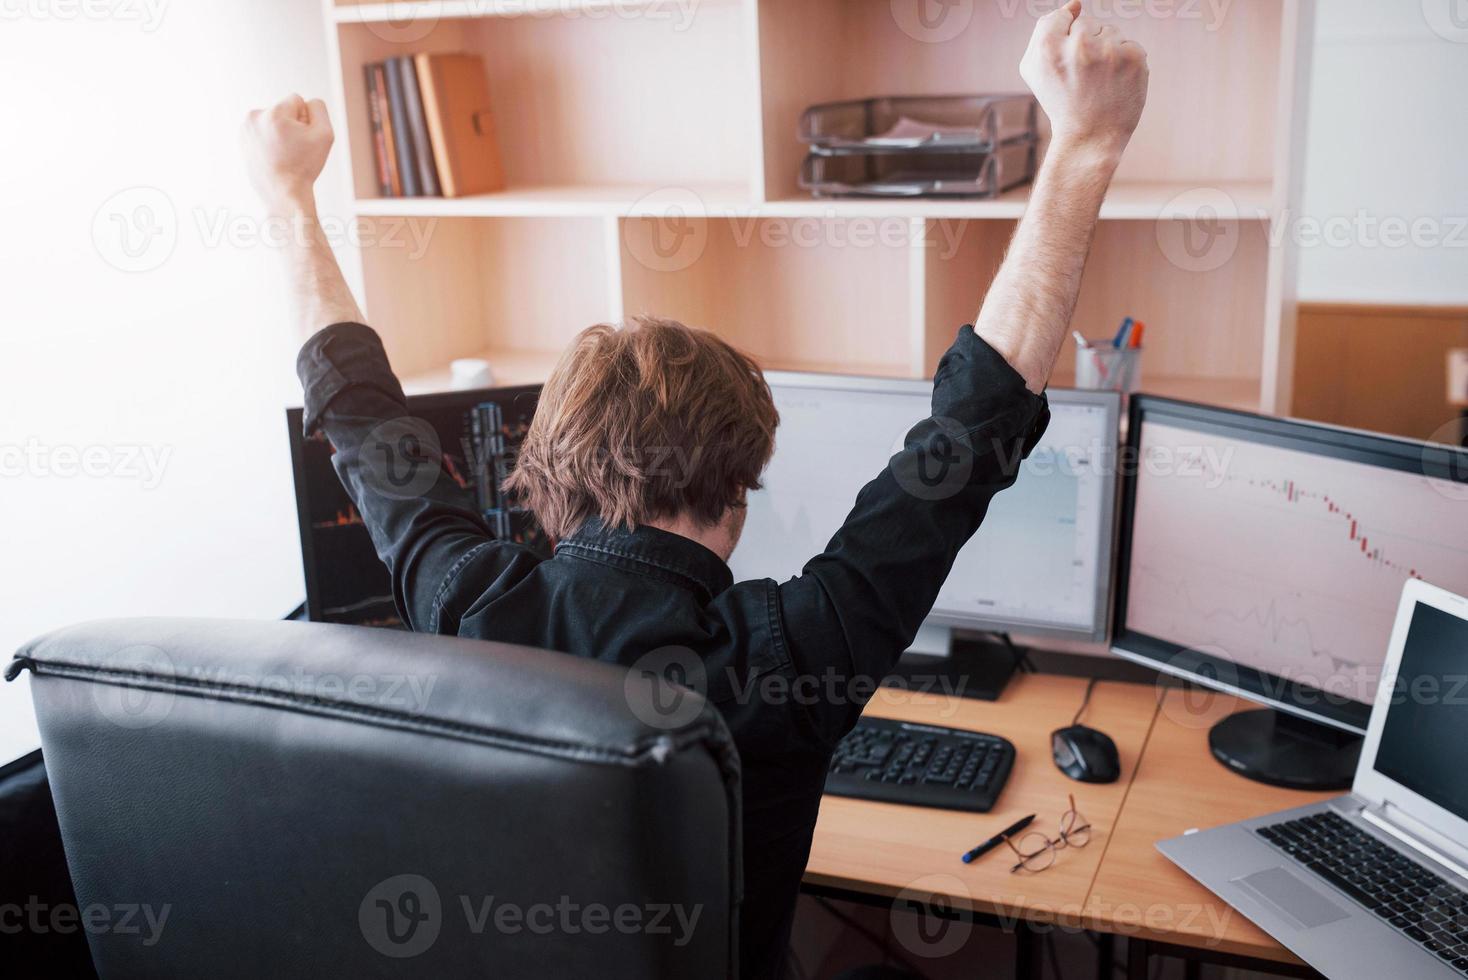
[1208,708,1362,791]
[880,625,1023,702]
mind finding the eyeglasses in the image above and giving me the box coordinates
[1004,794,1092,873]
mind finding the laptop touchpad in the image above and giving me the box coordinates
[1231,867,1350,929]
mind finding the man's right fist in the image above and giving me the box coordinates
[242,94,334,212]
[1020,0,1149,162]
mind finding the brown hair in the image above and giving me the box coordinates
[505,316,780,539]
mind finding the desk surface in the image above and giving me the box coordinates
[807,677,1334,964]
[1083,688,1335,963]
[804,674,1160,924]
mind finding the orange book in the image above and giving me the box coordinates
[414,53,505,198]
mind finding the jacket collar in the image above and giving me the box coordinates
[555,517,734,603]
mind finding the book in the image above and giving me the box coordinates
[382,56,420,196]
[376,63,403,196]
[363,63,394,197]
[398,55,442,197]
[414,53,505,198]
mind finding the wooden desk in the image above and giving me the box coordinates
[1083,689,1334,966]
[804,674,1160,926]
[805,680,1336,976]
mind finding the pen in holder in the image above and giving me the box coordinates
[1075,343,1143,395]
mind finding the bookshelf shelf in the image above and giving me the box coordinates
[763,180,1276,222]
[325,0,1314,414]
[401,347,560,394]
[1050,372,1262,414]
[332,0,736,25]
[401,347,914,396]
[352,182,754,218]
[352,179,1275,222]
[403,350,1263,414]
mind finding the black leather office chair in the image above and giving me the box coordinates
[7,618,742,979]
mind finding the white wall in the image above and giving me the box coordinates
[1296,0,1468,304]
[0,4,356,761]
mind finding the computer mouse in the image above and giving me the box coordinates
[1051,725,1121,784]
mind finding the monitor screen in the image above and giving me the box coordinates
[286,385,546,627]
[728,375,1119,641]
[1373,600,1468,823]
[1114,397,1468,732]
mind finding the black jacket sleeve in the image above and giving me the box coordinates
[770,325,1050,740]
[296,323,537,634]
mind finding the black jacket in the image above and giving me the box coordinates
[297,322,1049,978]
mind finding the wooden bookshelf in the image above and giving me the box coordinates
[323,0,1315,412]
[352,179,1275,220]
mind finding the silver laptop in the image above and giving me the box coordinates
[1158,580,1468,979]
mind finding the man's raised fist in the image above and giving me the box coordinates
[1020,0,1150,161]
[242,94,334,211]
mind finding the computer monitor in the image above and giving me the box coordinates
[1112,396,1468,789]
[286,384,545,627]
[728,374,1121,648]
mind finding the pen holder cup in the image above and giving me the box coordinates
[1075,345,1143,395]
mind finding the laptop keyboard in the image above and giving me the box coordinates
[1256,810,1468,973]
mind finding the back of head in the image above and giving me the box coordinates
[505,316,779,540]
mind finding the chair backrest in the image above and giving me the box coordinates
[8,618,741,979]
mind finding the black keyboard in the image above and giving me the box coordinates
[824,717,1014,812]
[1256,810,1468,974]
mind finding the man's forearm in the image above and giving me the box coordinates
[973,139,1119,394]
[275,195,364,338]
[241,94,362,336]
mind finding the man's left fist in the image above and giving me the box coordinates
[242,94,334,211]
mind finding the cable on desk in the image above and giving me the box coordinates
[1073,676,1100,726]
[992,631,1036,674]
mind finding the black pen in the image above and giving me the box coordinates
[961,814,1036,864]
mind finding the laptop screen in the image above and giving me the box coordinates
[1373,601,1468,822]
